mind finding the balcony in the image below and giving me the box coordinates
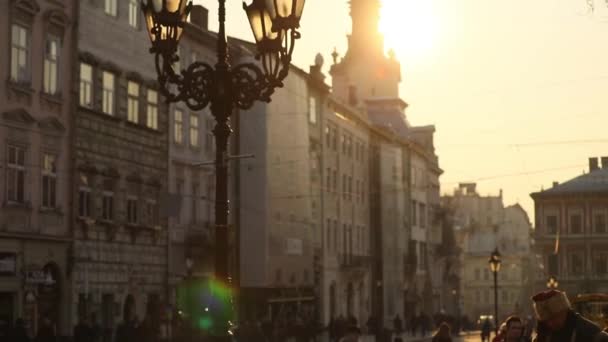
[339,254,372,270]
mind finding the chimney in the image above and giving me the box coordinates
[190,5,208,31]
[589,157,599,172]
[552,181,559,188]
[602,156,608,169]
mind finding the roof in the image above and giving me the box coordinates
[367,106,409,138]
[531,167,608,198]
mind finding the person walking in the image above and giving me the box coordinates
[502,316,528,342]
[532,289,608,342]
[431,322,452,342]
[481,318,492,342]
[114,308,138,342]
[393,314,403,337]
[410,314,418,337]
[35,317,56,342]
[74,315,92,342]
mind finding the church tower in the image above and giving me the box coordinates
[330,0,403,110]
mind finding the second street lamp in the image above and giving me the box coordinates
[489,248,501,336]
[142,0,306,340]
[547,275,558,289]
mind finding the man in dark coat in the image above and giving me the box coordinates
[393,314,403,336]
[73,316,91,342]
[532,289,608,342]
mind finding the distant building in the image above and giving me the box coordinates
[0,0,77,336]
[443,184,532,322]
[531,157,608,297]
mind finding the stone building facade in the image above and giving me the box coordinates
[329,0,443,326]
[0,0,77,337]
[72,0,169,336]
[531,157,608,297]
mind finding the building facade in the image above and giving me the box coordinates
[72,0,169,336]
[0,0,77,337]
[329,0,444,325]
[443,183,532,323]
[531,157,608,297]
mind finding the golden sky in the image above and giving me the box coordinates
[195,0,608,220]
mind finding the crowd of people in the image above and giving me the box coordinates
[3,289,608,342]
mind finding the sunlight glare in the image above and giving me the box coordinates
[379,0,440,62]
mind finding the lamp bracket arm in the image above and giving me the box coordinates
[230,62,276,110]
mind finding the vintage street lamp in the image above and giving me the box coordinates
[547,275,558,289]
[488,248,501,335]
[142,0,306,340]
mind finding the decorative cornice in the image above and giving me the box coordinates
[38,116,65,134]
[12,0,40,17]
[79,51,99,66]
[2,108,36,125]
[43,8,70,29]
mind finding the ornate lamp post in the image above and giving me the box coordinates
[488,248,501,336]
[141,0,306,339]
[547,275,558,289]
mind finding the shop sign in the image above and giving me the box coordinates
[0,253,16,276]
[25,270,53,285]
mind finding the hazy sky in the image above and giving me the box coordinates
[195,0,608,220]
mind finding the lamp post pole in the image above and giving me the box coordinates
[142,1,306,339]
[493,270,498,335]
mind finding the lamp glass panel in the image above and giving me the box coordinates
[152,0,163,12]
[145,11,156,42]
[246,10,264,43]
[265,0,278,19]
[166,0,181,12]
[276,0,293,17]
[295,0,305,18]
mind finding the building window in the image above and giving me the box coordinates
[483,269,489,281]
[569,252,584,276]
[205,118,214,151]
[127,197,138,224]
[128,0,138,27]
[342,174,347,199]
[10,24,29,83]
[474,268,480,281]
[145,199,158,226]
[332,128,337,150]
[420,242,427,268]
[348,176,352,200]
[333,220,338,251]
[146,89,158,129]
[570,214,582,234]
[192,183,199,224]
[545,215,558,234]
[594,213,606,234]
[127,81,140,123]
[502,290,508,303]
[105,0,117,16]
[341,134,347,154]
[548,254,559,275]
[190,114,199,147]
[78,188,91,217]
[326,168,331,189]
[594,253,608,275]
[412,200,417,226]
[41,154,57,208]
[7,146,26,203]
[325,125,330,146]
[174,109,183,144]
[420,203,426,228]
[102,192,114,221]
[332,170,337,191]
[102,71,115,115]
[326,219,331,251]
[79,63,93,107]
[43,36,60,95]
[309,96,317,124]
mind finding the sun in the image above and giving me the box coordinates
[379,0,440,62]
